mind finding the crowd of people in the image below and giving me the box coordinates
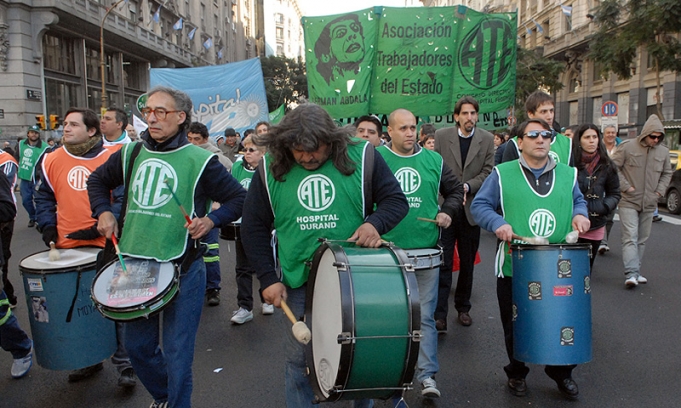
[0,85,674,408]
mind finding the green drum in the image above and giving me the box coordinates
[91,258,179,321]
[305,241,420,402]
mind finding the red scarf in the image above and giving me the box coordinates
[581,150,600,175]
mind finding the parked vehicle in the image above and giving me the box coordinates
[665,169,681,214]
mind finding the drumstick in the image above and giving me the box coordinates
[280,299,311,345]
[164,179,192,225]
[110,235,129,275]
[512,234,549,245]
[48,242,60,261]
[417,217,439,224]
[565,230,579,244]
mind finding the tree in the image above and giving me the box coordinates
[588,0,681,120]
[260,55,307,112]
[514,46,566,123]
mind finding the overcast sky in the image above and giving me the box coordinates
[296,0,422,17]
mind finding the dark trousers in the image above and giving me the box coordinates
[496,276,575,380]
[235,239,264,311]
[0,221,15,304]
[578,237,600,271]
[435,216,480,320]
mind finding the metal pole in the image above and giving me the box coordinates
[100,0,126,114]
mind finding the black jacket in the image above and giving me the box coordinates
[577,161,621,231]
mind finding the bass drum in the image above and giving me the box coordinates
[305,241,420,402]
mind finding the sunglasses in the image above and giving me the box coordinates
[648,135,663,140]
[523,130,553,140]
[244,148,258,153]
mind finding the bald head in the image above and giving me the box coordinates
[387,109,417,156]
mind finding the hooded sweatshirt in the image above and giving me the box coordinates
[611,114,672,211]
[199,141,233,171]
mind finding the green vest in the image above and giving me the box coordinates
[510,133,572,164]
[377,146,441,249]
[265,142,367,288]
[231,159,255,190]
[496,161,576,277]
[118,142,213,261]
[18,140,48,181]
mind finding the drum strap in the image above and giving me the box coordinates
[65,271,81,323]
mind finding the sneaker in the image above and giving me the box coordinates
[625,276,638,288]
[68,362,104,382]
[261,303,274,315]
[206,289,220,306]
[421,377,441,398]
[230,307,253,324]
[27,220,35,228]
[652,215,663,222]
[149,401,168,408]
[598,244,609,255]
[117,367,136,388]
[11,348,32,379]
[637,275,648,284]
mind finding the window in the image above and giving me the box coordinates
[123,59,145,91]
[275,13,283,24]
[45,79,78,118]
[85,45,115,84]
[201,3,206,30]
[276,27,284,40]
[592,60,603,82]
[568,71,580,93]
[617,92,629,124]
[276,44,284,56]
[592,96,602,124]
[43,33,77,75]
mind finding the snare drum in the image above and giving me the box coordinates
[219,218,241,241]
[91,258,179,321]
[20,247,116,370]
[305,241,420,402]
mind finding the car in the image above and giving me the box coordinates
[665,169,681,214]
[669,150,681,170]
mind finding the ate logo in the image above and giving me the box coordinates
[394,167,421,195]
[23,149,34,158]
[131,159,178,209]
[67,166,91,191]
[297,174,335,212]
[458,17,515,90]
[548,151,560,163]
[528,209,556,238]
[240,178,251,190]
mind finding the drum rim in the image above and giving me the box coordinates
[96,282,179,321]
[510,243,592,251]
[19,247,101,274]
[90,257,179,321]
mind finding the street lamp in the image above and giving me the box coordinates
[100,0,127,115]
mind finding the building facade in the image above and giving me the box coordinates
[0,0,261,140]
[263,0,303,59]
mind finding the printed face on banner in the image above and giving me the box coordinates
[315,14,366,86]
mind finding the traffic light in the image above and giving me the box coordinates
[49,114,60,130]
[35,115,46,130]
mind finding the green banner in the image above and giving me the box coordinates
[304,6,516,120]
[269,104,286,124]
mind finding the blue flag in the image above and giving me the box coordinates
[203,37,213,50]
[217,48,224,59]
[188,27,197,40]
[173,18,183,31]
[561,5,572,16]
[152,6,161,23]
[532,19,544,34]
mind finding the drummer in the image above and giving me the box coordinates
[228,134,273,324]
[241,103,408,407]
[34,107,136,387]
[88,86,246,408]
[471,118,590,398]
[378,109,464,399]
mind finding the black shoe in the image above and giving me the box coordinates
[457,311,472,326]
[27,220,35,228]
[507,378,527,396]
[68,362,104,382]
[545,367,579,398]
[435,319,447,333]
[652,215,663,222]
[206,289,220,306]
[117,367,136,388]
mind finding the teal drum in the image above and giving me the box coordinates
[511,243,592,365]
[305,241,420,402]
[19,247,116,371]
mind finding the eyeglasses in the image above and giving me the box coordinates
[523,130,554,140]
[648,135,663,140]
[140,108,181,120]
[244,148,258,153]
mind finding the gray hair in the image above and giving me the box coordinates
[148,85,193,130]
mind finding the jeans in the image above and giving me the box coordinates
[20,179,36,222]
[282,286,373,408]
[0,290,32,359]
[415,267,439,382]
[203,228,221,291]
[619,207,654,278]
[235,238,263,311]
[600,209,616,247]
[111,322,132,374]
[125,259,206,408]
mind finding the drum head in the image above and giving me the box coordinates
[311,247,344,399]
[92,258,175,308]
[20,247,100,273]
[404,248,443,270]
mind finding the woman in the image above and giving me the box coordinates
[420,134,435,150]
[572,124,621,270]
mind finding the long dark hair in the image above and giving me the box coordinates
[572,124,612,170]
[253,104,357,181]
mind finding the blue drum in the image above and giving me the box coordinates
[511,244,592,365]
[20,248,117,370]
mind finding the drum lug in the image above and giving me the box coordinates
[405,263,415,272]
[412,330,422,342]
[332,262,348,271]
[337,332,353,344]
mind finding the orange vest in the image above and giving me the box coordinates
[0,151,18,202]
[42,146,116,249]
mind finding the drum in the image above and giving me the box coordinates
[91,258,179,321]
[404,248,443,271]
[219,218,241,241]
[305,241,420,402]
[20,247,116,371]
[511,243,592,365]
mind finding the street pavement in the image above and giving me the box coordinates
[1,206,680,407]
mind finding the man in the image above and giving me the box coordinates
[379,108,464,399]
[599,125,621,254]
[35,107,135,387]
[187,121,233,306]
[241,103,408,407]
[502,90,573,165]
[16,125,49,227]
[219,127,242,164]
[255,121,270,136]
[611,114,672,288]
[100,107,132,146]
[125,124,138,141]
[472,118,590,398]
[433,96,495,330]
[0,148,18,307]
[88,86,246,408]
[354,115,383,147]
